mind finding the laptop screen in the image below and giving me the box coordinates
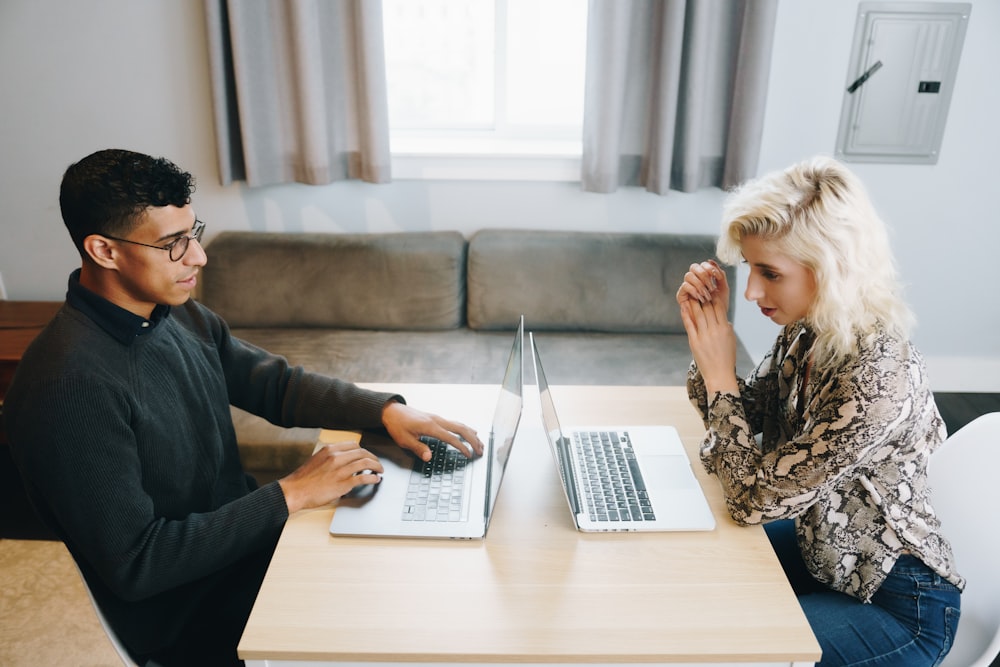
[484,317,524,523]
[529,332,580,513]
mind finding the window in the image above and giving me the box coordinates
[382,0,588,180]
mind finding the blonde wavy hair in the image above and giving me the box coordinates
[717,155,914,366]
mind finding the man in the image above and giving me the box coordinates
[4,149,483,666]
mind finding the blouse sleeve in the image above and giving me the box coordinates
[698,332,919,525]
[687,334,784,449]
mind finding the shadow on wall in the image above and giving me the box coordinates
[237,179,436,235]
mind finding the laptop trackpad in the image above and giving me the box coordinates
[626,426,686,457]
[645,457,700,491]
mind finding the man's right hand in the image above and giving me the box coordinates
[278,441,384,514]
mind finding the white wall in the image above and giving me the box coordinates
[2,0,997,391]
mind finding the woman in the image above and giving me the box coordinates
[676,155,963,666]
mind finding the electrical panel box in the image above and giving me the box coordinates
[835,2,970,164]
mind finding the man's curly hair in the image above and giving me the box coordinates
[59,149,195,256]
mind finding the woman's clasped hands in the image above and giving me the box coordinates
[676,260,739,395]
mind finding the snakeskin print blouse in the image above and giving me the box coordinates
[687,321,965,602]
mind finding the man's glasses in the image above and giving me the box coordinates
[104,219,206,262]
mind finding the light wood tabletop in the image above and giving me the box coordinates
[239,383,821,666]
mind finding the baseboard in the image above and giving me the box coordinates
[926,356,1000,392]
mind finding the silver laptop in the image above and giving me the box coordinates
[329,317,524,540]
[530,332,715,532]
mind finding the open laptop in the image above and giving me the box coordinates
[530,332,715,532]
[329,317,524,540]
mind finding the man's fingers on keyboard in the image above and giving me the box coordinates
[420,432,479,459]
[439,421,484,456]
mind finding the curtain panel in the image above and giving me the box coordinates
[582,0,777,195]
[204,0,391,187]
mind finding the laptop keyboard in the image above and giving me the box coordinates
[574,431,656,522]
[402,439,469,522]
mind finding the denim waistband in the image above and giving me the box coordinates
[892,554,934,574]
[891,555,961,593]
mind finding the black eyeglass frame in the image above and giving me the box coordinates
[103,219,206,262]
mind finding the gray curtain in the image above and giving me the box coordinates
[204,0,391,187]
[582,0,777,194]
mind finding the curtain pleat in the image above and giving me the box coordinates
[723,0,779,189]
[580,2,632,194]
[642,0,689,194]
[204,0,391,188]
[582,0,777,195]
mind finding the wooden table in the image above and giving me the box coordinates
[239,383,821,666]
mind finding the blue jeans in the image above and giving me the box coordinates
[765,519,962,667]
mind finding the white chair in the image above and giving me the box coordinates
[71,561,139,666]
[933,412,1000,667]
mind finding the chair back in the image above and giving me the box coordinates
[933,412,1000,667]
[71,560,138,666]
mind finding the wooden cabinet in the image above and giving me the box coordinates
[1,301,63,411]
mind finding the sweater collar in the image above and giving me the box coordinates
[66,269,171,345]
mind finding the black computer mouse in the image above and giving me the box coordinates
[345,483,377,500]
[344,471,381,499]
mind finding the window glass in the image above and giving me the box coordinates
[504,0,587,134]
[384,0,495,129]
[383,0,587,143]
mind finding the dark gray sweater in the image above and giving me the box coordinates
[5,274,399,656]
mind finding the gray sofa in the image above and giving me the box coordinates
[200,229,754,482]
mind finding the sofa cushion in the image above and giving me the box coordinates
[201,231,467,330]
[466,229,731,333]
